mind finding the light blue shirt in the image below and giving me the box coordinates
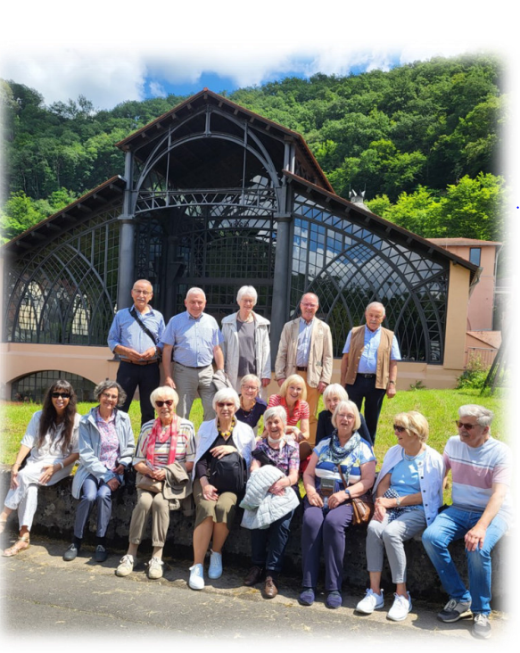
[342,325,401,374]
[296,318,314,366]
[107,306,165,361]
[161,311,223,367]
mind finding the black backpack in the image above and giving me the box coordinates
[208,451,247,496]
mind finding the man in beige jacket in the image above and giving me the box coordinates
[275,293,333,444]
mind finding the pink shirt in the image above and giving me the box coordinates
[267,394,310,426]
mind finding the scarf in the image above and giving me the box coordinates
[145,416,179,466]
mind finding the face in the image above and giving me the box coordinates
[155,396,176,422]
[286,383,303,402]
[456,416,489,448]
[131,281,153,309]
[185,291,206,318]
[241,381,259,399]
[238,295,255,314]
[393,423,412,446]
[265,416,284,439]
[365,305,385,332]
[300,294,319,322]
[51,388,71,414]
[99,387,119,413]
[325,394,341,414]
[216,399,237,421]
[336,409,356,432]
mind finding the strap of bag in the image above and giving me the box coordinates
[129,306,159,345]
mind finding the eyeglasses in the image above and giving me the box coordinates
[102,393,119,400]
[132,289,151,295]
[301,303,317,308]
[242,385,258,392]
[52,392,70,399]
[455,421,477,430]
[156,400,174,407]
[393,425,406,433]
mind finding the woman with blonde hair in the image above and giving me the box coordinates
[267,374,310,458]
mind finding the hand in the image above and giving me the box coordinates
[106,477,121,492]
[261,378,270,388]
[306,489,323,508]
[375,496,395,510]
[210,445,236,459]
[165,376,176,389]
[39,465,56,485]
[465,524,487,552]
[317,382,328,394]
[328,491,346,509]
[277,378,285,387]
[202,484,219,502]
[268,479,287,496]
[113,464,125,475]
[373,504,387,522]
[386,384,397,399]
[151,468,166,481]
[140,346,157,360]
[10,470,19,490]
[122,348,142,362]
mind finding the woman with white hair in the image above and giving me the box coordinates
[236,374,267,433]
[316,384,371,446]
[221,285,271,394]
[188,388,255,591]
[115,386,196,580]
[355,411,444,621]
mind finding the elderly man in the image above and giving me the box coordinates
[422,405,511,640]
[161,287,224,421]
[274,292,333,444]
[340,302,400,445]
[108,279,165,425]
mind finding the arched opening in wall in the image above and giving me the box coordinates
[10,371,97,403]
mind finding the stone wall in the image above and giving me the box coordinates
[0,466,508,606]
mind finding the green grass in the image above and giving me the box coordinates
[1,388,507,468]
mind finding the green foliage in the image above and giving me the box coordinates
[409,380,427,390]
[456,356,490,390]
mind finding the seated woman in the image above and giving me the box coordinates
[1,380,80,556]
[188,388,255,591]
[116,386,196,580]
[355,411,444,621]
[236,374,267,434]
[242,405,300,598]
[267,374,310,459]
[300,400,376,609]
[316,383,371,446]
[63,380,135,563]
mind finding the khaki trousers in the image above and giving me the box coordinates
[128,489,170,547]
[297,369,320,446]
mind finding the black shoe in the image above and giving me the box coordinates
[94,544,108,563]
[63,544,78,561]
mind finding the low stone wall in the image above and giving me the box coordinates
[0,466,508,606]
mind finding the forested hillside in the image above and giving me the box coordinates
[0,55,506,244]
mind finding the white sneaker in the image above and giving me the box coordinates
[148,557,164,580]
[115,554,134,577]
[189,563,205,590]
[356,588,385,614]
[387,592,412,621]
[208,550,223,579]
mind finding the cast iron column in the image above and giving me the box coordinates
[117,151,135,310]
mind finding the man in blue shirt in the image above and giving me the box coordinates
[340,302,400,444]
[161,287,224,421]
[108,279,165,425]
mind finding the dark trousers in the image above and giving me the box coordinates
[346,374,386,445]
[116,361,160,425]
[250,509,295,574]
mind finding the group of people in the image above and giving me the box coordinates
[0,280,511,641]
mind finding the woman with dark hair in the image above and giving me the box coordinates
[0,380,80,556]
[63,380,135,563]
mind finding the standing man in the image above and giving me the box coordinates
[275,292,333,445]
[422,405,511,640]
[161,287,224,421]
[340,301,400,445]
[108,279,165,425]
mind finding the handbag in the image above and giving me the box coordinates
[337,464,374,526]
[208,451,247,496]
[136,472,164,494]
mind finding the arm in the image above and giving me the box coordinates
[340,353,349,387]
[269,468,299,496]
[464,483,508,551]
[39,452,80,485]
[162,344,175,389]
[287,417,310,443]
[9,444,32,489]
[386,360,398,398]
[213,344,224,371]
[329,461,376,509]
[303,452,323,508]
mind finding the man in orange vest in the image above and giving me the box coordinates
[340,302,400,445]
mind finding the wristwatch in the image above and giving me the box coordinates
[344,488,351,499]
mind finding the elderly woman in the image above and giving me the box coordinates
[188,387,255,591]
[242,405,300,598]
[300,400,376,609]
[267,374,310,458]
[1,381,80,556]
[356,411,444,621]
[236,374,267,433]
[221,285,271,395]
[316,384,371,446]
[116,386,196,580]
[63,380,135,563]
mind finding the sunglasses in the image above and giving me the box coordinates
[156,400,174,407]
[393,425,406,433]
[455,421,476,430]
[52,392,70,399]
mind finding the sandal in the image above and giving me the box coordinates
[3,534,30,557]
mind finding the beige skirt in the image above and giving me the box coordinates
[193,478,238,529]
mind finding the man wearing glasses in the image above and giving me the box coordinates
[422,405,511,640]
[108,279,165,425]
[274,292,333,444]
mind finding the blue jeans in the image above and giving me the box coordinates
[250,509,295,574]
[422,506,508,615]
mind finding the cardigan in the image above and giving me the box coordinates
[221,311,271,389]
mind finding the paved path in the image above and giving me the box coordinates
[1,535,511,647]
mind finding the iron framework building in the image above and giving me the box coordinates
[1,90,478,399]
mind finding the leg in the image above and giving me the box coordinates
[362,384,386,445]
[322,502,353,591]
[265,509,295,574]
[382,510,426,592]
[173,363,198,420]
[138,362,161,425]
[74,475,99,540]
[116,362,140,414]
[345,377,365,414]
[198,364,216,421]
[301,498,325,589]
[366,515,388,593]
[128,489,154,545]
[95,482,113,538]
[193,517,214,565]
[17,484,39,531]
[150,492,170,553]
[250,528,269,568]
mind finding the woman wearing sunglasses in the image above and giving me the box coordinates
[116,386,195,580]
[355,411,444,621]
[1,380,80,556]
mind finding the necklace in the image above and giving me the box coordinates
[217,416,237,439]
